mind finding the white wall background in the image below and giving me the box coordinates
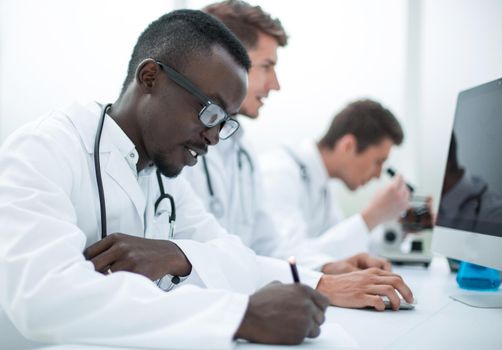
[418,0,502,207]
[0,0,501,215]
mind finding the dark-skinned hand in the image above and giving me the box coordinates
[84,233,191,280]
[234,282,330,345]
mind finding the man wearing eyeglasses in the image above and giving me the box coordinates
[0,10,329,349]
[181,0,414,309]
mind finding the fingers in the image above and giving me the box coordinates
[367,269,414,305]
[83,235,115,260]
[304,285,330,311]
[343,263,359,273]
[367,285,402,311]
[107,258,133,275]
[367,295,386,311]
[392,174,405,188]
[358,254,392,271]
[266,280,283,287]
[392,175,411,207]
[89,246,120,273]
[307,298,325,339]
[306,323,321,339]
[367,258,392,271]
[381,260,392,271]
[302,285,328,339]
[377,273,414,303]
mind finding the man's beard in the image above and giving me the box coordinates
[153,155,182,178]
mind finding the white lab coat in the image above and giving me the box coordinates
[181,127,333,269]
[0,102,319,349]
[260,140,370,260]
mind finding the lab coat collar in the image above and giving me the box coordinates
[298,139,330,188]
[65,101,147,224]
[66,101,113,154]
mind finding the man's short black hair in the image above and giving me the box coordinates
[120,9,251,96]
[319,99,404,152]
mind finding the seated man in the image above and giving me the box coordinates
[260,99,410,265]
[0,10,330,348]
[182,0,412,304]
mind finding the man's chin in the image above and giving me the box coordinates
[156,163,183,178]
[239,107,260,119]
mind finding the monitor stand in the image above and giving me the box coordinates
[450,294,502,308]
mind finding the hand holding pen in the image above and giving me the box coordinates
[235,257,328,344]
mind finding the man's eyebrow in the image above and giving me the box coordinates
[207,93,232,113]
[262,58,277,66]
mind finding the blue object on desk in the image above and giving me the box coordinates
[456,261,501,291]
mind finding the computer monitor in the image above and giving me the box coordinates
[432,77,502,307]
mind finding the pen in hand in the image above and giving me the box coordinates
[288,256,301,283]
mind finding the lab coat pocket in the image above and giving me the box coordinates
[146,205,174,240]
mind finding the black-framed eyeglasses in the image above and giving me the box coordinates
[155,60,240,140]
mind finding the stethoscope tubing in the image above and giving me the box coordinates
[202,146,254,219]
[94,104,175,240]
[94,103,112,239]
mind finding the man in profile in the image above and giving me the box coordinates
[182,0,414,309]
[0,10,328,348]
[261,99,411,263]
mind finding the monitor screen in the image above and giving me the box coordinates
[437,80,502,236]
[433,77,502,270]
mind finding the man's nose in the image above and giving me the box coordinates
[373,165,383,179]
[269,70,280,91]
[201,125,220,146]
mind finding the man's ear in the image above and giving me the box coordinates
[135,59,160,92]
[339,134,358,154]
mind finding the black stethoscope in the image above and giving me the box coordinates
[94,103,176,240]
[283,147,331,229]
[201,146,254,219]
[282,147,311,185]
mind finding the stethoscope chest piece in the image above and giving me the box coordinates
[210,197,224,218]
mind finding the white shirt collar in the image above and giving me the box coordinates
[298,139,330,188]
[90,102,153,177]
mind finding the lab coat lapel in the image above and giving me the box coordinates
[66,102,146,229]
[104,150,146,227]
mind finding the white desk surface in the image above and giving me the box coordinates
[3,257,502,350]
[329,257,502,350]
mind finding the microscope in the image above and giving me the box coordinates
[374,169,434,267]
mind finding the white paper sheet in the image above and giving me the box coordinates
[235,322,359,349]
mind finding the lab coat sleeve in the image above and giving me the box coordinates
[165,177,324,292]
[311,214,370,259]
[260,153,369,263]
[250,161,334,270]
[255,256,322,290]
[165,177,261,294]
[0,125,248,349]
